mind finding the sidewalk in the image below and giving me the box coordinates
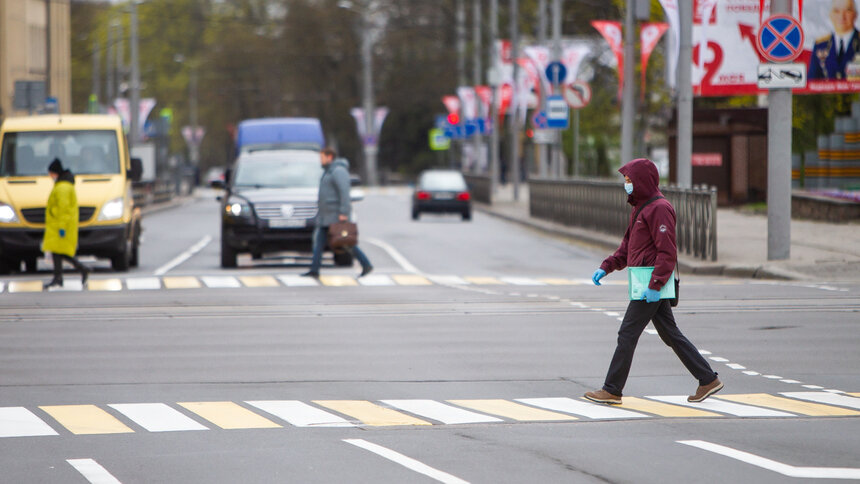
[477,184,860,282]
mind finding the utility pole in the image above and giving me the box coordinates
[189,68,199,167]
[509,0,520,201]
[677,0,693,187]
[106,22,114,103]
[620,0,636,165]
[489,0,499,197]
[129,1,140,149]
[768,0,792,260]
[91,40,100,103]
[536,0,548,178]
[360,9,378,186]
[473,0,484,174]
[551,0,562,177]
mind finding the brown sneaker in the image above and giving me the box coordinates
[688,378,723,403]
[584,389,622,405]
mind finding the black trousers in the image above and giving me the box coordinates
[602,299,718,396]
[51,252,86,282]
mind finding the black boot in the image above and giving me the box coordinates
[81,267,90,286]
[44,279,63,289]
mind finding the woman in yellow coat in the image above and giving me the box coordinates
[43,159,89,289]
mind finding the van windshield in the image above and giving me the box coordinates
[233,154,323,189]
[0,130,121,176]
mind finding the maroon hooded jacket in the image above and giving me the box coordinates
[599,158,677,291]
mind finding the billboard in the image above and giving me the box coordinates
[662,0,860,95]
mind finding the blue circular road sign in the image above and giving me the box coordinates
[545,61,567,85]
[756,15,804,63]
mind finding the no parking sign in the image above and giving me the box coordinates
[756,14,804,63]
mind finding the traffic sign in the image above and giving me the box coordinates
[757,63,806,89]
[562,81,592,109]
[531,111,549,129]
[756,15,804,63]
[545,61,567,86]
[545,95,569,129]
[429,128,450,151]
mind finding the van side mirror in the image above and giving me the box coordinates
[129,157,143,182]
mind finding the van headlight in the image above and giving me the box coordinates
[226,201,249,217]
[98,197,124,221]
[0,203,18,223]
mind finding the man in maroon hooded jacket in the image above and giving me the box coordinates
[584,158,722,405]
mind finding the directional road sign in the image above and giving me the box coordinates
[562,81,592,109]
[545,95,569,129]
[545,61,567,86]
[756,15,804,63]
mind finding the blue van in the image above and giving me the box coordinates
[235,118,324,154]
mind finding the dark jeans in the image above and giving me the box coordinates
[602,299,718,396]
[309,225,371,273]
[50,252,87,283]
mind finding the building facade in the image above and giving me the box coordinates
[0,0,71,119]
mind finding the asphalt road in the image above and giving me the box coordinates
[1,188,858,483]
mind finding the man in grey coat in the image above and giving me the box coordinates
[302,147,373,277]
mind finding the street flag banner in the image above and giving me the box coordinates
[350,107,366,139]
[474,85,492,119]
[442,95,461,117]
[373,107,388,138]
[457,87,478,120]
[657,0,680,88]
[562,43,592,85]
[591,21,624,99]
[640,22,670,100]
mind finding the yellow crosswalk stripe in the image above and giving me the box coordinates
[464,276,504,285]
[539,278,580,285]
[8,281,43,293]
[318,275,359,286]
[619,397,720,417]
[39,405,133,435]
[716,393,860,416]
[87,279,123,291]
[313,400,431,426]
[850,393,860,398]
[391,274,432,285]
[162,277,201,289]
[177,401,281,429]
[448,399,577,421]
[238,276,280,287]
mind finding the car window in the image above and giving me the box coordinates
[233,155,323,189]
[0,130,120,176]
[419,171,467,191]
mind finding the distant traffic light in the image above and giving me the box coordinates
[447,113,460,125]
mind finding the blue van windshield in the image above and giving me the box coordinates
[0,130,120,176]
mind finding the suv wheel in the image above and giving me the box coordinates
[221,237,237,268]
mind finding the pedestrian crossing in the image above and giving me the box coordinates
[1,392,857,438]
[0,274,626,293]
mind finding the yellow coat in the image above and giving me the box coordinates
[42,177,79,257]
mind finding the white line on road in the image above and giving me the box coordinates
[153,235,212,276]
[67,458,122,484]
[364,237,422,274]
[343,439,469,484]
[678,440,860,479]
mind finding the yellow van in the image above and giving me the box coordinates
[0,114,142,274]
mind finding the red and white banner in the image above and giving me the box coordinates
[457,87,478,120]
[591,21,624,99]
[474,85,492,118]
[640,22,670,99]
[442,95,461,116]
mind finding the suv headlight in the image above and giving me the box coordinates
[98,197,124,221]
[0,203,18,223]
[226,200,250,217]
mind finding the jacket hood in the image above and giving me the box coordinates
[57,170,75,184]
[330,157,350,171]
[618,158,659,205]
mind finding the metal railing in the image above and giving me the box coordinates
[463,174,492,203]
[529,178,717,261]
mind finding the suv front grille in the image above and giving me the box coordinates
[21,207,97,224]
[253,202,317,220]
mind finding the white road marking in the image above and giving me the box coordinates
[108,403,208,432]
[246,401,353,427]
[427,275,470,285]
[500,277,546,286]
[517,398,647,420]
[153,235,212,276]
[364,237,421,274]
[277,275,319,287]
[782,392,860,410]
[358,274,396,286]
[726,363,747,370]
[200,276,241,288]
[343,438,469,484]
[743,371,761,376]
[381,400,502,424]
[803,385,824,389]
[48,280,84,292]
[0,407,58,438]
[699,350,712,355]
[0,282,5,293]
[125,277,161,290]
[67,458,122,484]
[647,396,795,417]
[678,440,860,479]
[780,379,801,384]
[709,357,729,362]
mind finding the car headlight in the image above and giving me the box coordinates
[98,197,124,221]
[226,200,250,217]
[0,203,18,223]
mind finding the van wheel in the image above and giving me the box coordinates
[221,238,237,268]
[111,245,130,272]
[333,251,353,267]
[129,223,140,268]
[24,257,38,273]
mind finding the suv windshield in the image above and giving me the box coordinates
[233,152,323,189]
[0,130,120,176]
[419,171,467,191]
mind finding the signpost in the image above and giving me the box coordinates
[562,81,592,109]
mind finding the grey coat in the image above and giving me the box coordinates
[316,158,351,227]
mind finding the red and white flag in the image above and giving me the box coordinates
[474,85,492,119]
[442,95,461,117]
[640,22,669,99]
[591,20,624,99]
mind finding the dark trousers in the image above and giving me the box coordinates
[51,252,86,282]
[309,225,371,273]
[602,299,717,396]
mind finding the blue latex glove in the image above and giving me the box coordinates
[643,288,661,303]
[592,269,606,286]
[59,229,66,238]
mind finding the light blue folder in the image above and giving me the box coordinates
[628,266,676,301]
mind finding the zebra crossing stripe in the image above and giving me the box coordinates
[238,276,280,287]
[463,276,504,285]
[108,403,208,432]
[277,275,319,287]
[646,396,795,417]
[717,393,860,416]
[358,274,396,286]
[161,277,201,289]
[39,405,133,435]
[200,276,241,288]
[177,401,281,429]
[427,275,470,285]
[8,281,44,293]
[500,277,546,286]
[448,399,578,421]
[618,397,721,418]
[125,277,161,290]
[517,397,648,419]
[0,282,5,293]
[319,275,359,286]
[246,400,353,428]
[381,400,502,424]
[86,279,123,291]
[391,275,432,286]
[781,392,860,410]
[539,278,580,285]
[313,400,432,426]
[0,407,58,437]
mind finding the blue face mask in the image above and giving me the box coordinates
[624,182,634,195]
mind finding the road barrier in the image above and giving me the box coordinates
[529,178,718,261]
[463,174,492,203]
